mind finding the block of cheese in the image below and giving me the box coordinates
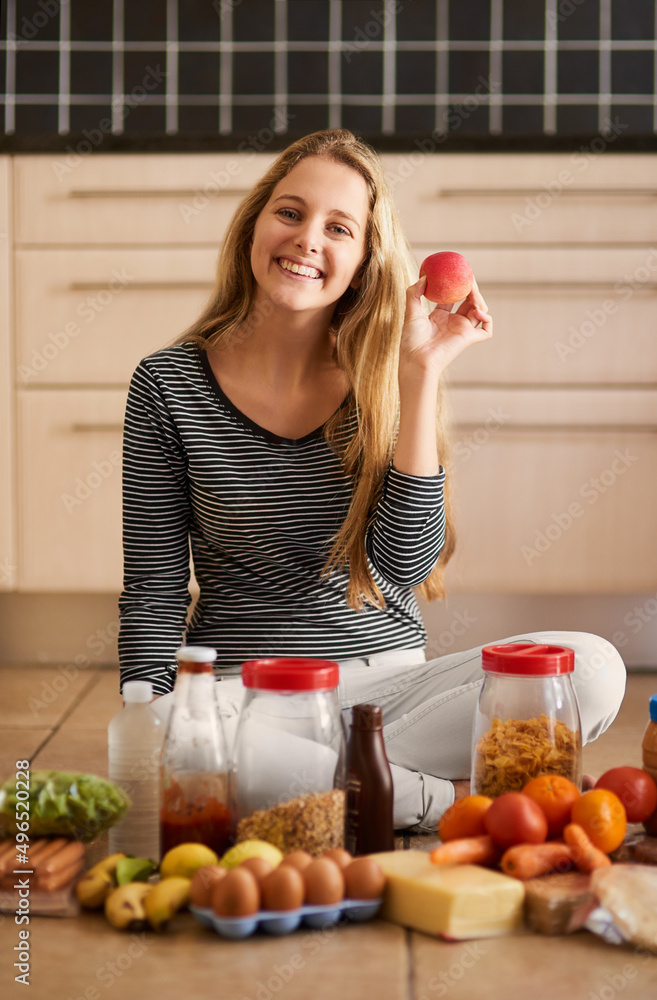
[373,850,525,939]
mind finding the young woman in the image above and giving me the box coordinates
[118,129,626,828]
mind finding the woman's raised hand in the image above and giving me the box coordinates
[399,273,493,380]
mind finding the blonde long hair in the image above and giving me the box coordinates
[178,129,455,609]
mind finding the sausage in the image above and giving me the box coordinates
[35,840,85,876]
[36,856,86,891]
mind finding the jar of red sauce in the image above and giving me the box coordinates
[160,647,233,854]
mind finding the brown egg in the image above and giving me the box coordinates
[190,864,228,908]
[322,847,353,870]
[279,850,313,873]
[343,858,386,900]
[303,857,345,906]
[211,867,261,917]
[260,865,305,911]
[239,856,273,881]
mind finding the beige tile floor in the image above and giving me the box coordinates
[1,664,656,1000]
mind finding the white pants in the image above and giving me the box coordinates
[154,631,626,832]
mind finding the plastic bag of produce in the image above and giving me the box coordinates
[0,769,130,842]
[585,863,657,953]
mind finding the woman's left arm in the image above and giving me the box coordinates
[393,274,493,476]
[364,275,492,587]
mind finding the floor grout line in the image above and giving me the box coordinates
[28,669,105,764]
[406,929,416,1000]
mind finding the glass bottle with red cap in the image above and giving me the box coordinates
[160,646,233,855]
[232,657,346,821]
[471,643,583,798]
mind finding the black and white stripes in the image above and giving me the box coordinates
[118,342,445,694]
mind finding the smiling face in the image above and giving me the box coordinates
[249,155,370,324]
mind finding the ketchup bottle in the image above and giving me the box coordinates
[344,703,394,855]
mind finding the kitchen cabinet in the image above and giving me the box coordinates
[18,390,126,591]
[12,153,272,246]
[0,157,15,591]
[15,248,214,385]
[446,392,656,593]
[9,152,657,595]
[12,154,265,593]
[378,152,657,595]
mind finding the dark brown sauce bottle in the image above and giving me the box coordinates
[344,703,394,855]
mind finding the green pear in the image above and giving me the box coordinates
[115,856,157,885]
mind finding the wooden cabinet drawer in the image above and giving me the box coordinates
[413,247,657,385]
[18,390,126,592]
[15,249,215,384]
[446,421,657,594]
[382,153,657,245]
[13,154,275,246]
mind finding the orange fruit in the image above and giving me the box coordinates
[570,788,627,854]
[522,774,581,837]
[438,795,493,842]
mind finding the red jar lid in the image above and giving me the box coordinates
[241,657,339,691]
[482,643,574,676]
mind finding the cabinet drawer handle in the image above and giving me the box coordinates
[71,423,124,433]
[436,188,657,198]
[455,422,657,433]
[68,188,251,199]
[481,280,657,291]
[69,281,212,291]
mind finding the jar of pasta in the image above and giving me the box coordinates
[471,644,582,798]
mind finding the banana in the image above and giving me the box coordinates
[104,882,152,931]
[75,852,129,908]
[144,876,191,931]
[88,852,128,877]
[159,843,219,879]
[75,868,115,909]
[221,840,283,870]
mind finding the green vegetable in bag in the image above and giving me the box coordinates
[0,770,130,842]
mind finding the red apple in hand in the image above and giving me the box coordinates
[419,251,474,304]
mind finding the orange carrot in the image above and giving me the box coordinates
[563,823,612,873]
[429,835,499,867]
[501,842,575,880]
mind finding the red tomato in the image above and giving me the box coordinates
[483,792,549,849]
[594,767,657,824]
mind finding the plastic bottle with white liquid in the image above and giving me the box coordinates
[108,680,163,861]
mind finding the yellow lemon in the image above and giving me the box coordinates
[159,843,219,879]
[220,839,283,869]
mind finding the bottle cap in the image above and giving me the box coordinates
[482,643,575,676]
[650,694,657,723]
[241,658,339,691]
[351,703,383,730]
[175,646,217,663]
[122,680,153,703]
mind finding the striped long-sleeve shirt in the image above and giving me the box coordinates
[118,342,446,694]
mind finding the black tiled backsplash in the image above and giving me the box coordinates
[557,0,600,41]
[611,1,654,42]
[557,50,600,95]
[1,0,656,151]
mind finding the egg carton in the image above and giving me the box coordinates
[190,896,382,940]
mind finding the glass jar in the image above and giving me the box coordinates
[642,694,657,785]
[233,657,346,823]
[471,643,582,797]
[160,647,233,855]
